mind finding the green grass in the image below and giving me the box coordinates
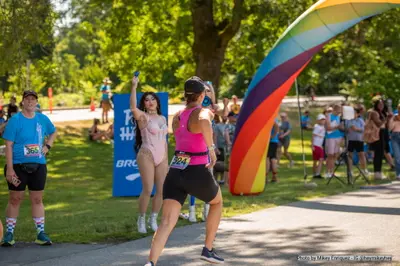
[0,110,394,244]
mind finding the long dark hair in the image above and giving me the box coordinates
[134,92,162,153]
[373,99,388,120]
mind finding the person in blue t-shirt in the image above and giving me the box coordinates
[100,78,112,124]
[1,90,57,247]
[325,104,344,178]
[266,118,280,183]
[301,110,313,130]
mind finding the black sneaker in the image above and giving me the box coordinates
[200,247,224,264]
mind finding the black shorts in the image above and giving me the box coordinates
[267,142,278,159]
[216,148,225,162]
[163,165,219,206]
[4,164,47,191]
[348,141,364,153]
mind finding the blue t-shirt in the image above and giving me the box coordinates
[301,115,309,128]
[2,113,56,164]
[100,85,110,100]
[326,114,342,139]
[270,119,279,143]
[0,117,5,124]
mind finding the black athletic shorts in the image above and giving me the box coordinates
[216,148,225,162]
[267,142,278,159]
[348,140,364,153]
[163,164,219,206]
[4,164,47,191]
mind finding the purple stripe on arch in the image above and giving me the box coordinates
[234,41,329,141]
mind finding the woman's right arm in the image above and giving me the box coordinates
[130,76,146,121]
[370,111,385,127]
[199,109,217,168]
[5,140,17,183]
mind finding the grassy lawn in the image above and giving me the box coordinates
[0,109,394,244]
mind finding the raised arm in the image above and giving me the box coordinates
[130,76,146,121]
[214,98,229,117]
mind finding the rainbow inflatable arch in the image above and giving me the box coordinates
[229,0,400,196]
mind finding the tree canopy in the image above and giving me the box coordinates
[1,0,399,107]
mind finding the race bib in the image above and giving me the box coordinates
[170,154,191,170]
[24,144,40,157]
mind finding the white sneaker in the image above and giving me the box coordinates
[362,169,370,176]
[374,172,386,180]
[148,213,158,232]
[137,214,147,234]
[179,213,189,220]
[325,172,332,179]
[189,205,197,223]
[202,203,210,222]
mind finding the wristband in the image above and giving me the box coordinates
[45,144,52,150]
[208,144,216,151]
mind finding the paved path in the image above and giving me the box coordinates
[1,182,399,266]
[43,96,345,123]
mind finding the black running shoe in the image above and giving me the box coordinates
[200,247,224,264]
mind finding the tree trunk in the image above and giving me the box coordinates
[191,0,244,100]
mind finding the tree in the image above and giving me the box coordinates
[190,0,244,98]
[0,0,55,75]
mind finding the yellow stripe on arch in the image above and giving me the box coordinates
[316,0,400,10]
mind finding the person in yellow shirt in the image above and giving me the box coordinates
[230,95,241,114]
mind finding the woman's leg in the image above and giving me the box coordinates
[148,199,182,265]
[152,159,168,214]
[283,140,293,164]
[372,138,384,174]
[147,159,168,232]
[358,151,367,172]
[204,188,223,250]
[136,149,156,233]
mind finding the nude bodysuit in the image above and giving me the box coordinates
[140,114,168,166]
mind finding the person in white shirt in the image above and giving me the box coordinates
[312,114,326,178]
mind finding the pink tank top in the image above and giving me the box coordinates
[175,107,209,165]
[140,114,168,166]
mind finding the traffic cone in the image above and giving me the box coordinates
[90,97,95,112]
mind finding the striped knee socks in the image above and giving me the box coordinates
[33,217,45,233]
[6,217,17,233]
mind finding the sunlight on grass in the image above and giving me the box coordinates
[45,202,70,211]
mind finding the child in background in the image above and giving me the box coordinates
[312,114,326,178]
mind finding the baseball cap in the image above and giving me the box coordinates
[317,114,326,120]
[23,90,38,99]
[184,76,206,94]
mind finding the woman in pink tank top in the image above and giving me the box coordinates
[144,76,224,266]
[130,76,168,235]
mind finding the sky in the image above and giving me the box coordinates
[52,0,78,31]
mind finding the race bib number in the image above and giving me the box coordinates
[170,154,191,170]
[24,144,40,157]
